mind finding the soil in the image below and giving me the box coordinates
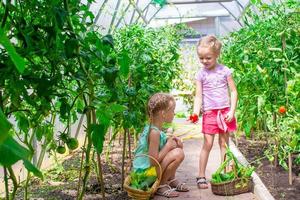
[234,135,300,200]
[15,143,131,200]
[12,134,299,200]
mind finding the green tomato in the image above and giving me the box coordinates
[67,138,79,150]
[56,145,66,154]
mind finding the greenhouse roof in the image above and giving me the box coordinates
[87,0,271,36]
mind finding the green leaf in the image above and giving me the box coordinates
[0,137,43,179]
[35,126,45,141]
[64,38,79,58]
[0,27,26,73]
[0,137,30,166]
[54,7,67,30]
[243,122,252,138]
[140,176,156,190]
[0,109,12,144]
[91,124,108,154]
[152,0,167,7]
[5,137,30,159]
[59,98,70,120]
[96,109,112,126]
[109,104,126,113]
[118,51,130,77]
[102,35,114,47]
[16,112,30,134]
[23,159,43,179]
[0,141,20,166]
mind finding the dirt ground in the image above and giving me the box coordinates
[234,136,300,200]
[15,148,130,200]
[12,133,299,200]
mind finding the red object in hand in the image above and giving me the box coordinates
[189,114,199,123]
[278,106,286,114]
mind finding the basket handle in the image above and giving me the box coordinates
[224,154,238,178]
[134,154,163,183]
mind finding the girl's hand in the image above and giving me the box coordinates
[199,107,203,115]
[188,113,199,124]
[172,136,183,149]
[166,137,177,150]
[225,110,234,122]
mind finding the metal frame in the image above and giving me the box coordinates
[219,2,242,26]
[108,0,122,33]
[166,0,234,4]
[91,0,251,33]
[94,0,109,24]
[155,13,230,19]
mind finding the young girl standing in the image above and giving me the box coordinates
[133,93,189,197]
[192,35,238,189]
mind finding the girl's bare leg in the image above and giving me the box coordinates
[160,148,185,185]
[155,148,185,197]
[198,134,215,177]
[218,132,229,163]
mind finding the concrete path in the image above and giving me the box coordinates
[153,121,257,200]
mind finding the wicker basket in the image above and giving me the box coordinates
[211,177,253,196]
[211,154,254,196]
[123,154,162,200]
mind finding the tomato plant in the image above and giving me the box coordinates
[0,1,186,199]
[221,0,299,173]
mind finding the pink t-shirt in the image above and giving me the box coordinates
[195,64,232,111]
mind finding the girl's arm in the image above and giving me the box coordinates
[193,80,203,115]
[148,130,176,163]
[226,75,238,122]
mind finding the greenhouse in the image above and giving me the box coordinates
[0,0,299,199]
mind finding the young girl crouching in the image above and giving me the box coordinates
[133,93,189,198]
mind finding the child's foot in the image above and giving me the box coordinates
[196,177,209,189]
[155,184,179,198]
[168,178,189,192]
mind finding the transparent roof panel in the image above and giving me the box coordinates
[86,0,272,35]
[150,0,250,27]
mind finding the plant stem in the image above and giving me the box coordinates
[4,167,9,200]
[91,151,99,182]
[8,167,18,200]
[76,134,87,200]
[78,84,94,200]
[78,110,92,200]
[37,144,47,168]
[92,110,105,199]
[127,128,131,161]
[24,173,31,199]
[97,153,105,199]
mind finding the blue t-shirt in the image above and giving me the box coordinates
[133,125,167,172]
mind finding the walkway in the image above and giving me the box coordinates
[153,120,257,200]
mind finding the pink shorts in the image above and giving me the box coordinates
[202,107,237,134]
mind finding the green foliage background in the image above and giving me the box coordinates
[221,0,300,168]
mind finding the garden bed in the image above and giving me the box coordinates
[12,135,299,200]
[15,149,130,200]
[234,136,300,200]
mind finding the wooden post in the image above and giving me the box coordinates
[121,129,127,189]
[288,153,293,185]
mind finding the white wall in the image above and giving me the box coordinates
[186,18,216,36]
[184,16,242,37]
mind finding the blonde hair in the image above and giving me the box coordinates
[147,93,175,120]
[197,35,222,56]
